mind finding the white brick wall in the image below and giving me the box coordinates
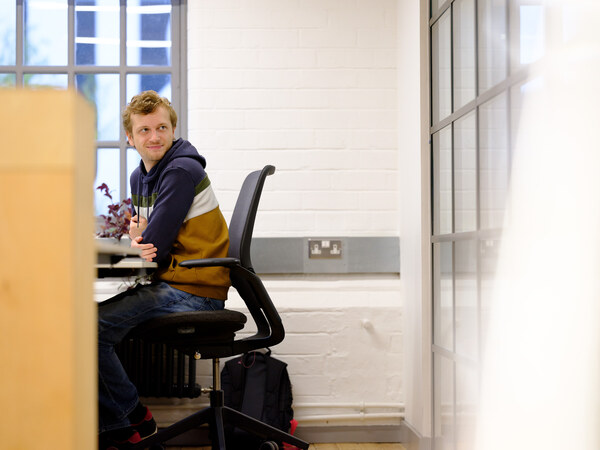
[188,0,399,238]
[144,277,404,428]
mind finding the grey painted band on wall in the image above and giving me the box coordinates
[250,236,400,274]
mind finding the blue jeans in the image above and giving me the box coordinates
[97,282,224,433]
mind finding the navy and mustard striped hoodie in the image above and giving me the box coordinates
[130,138,230,300]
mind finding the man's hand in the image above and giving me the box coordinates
[129,215,148,240]
[131,235,157,262]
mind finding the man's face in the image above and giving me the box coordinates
[126,105,176,171]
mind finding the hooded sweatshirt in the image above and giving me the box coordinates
[130,138,230,300]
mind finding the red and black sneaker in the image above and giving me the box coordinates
[130,406,157,440]
[99,428,142,450]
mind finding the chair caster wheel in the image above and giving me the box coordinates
[259,442,279,450]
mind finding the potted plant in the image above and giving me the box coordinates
[96,183,132,241]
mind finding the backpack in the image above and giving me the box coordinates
[221,349,294,448]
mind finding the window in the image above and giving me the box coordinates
[0,0,186,214]
[429,0,550,449]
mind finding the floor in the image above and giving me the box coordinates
[309,445,406,450]
[166,445,406,450]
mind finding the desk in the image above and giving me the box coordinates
[96,238,157,276]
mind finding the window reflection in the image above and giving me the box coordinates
[480,237,501,356]
[511,1,546,71]
[24,73,68,88]
[453,0,476,111]
[0,74,17,87]
[455,363,478,450]
[434,241,454,351]
[76,73,121,141]
[454,111,477,233]
[0,0,16,65]
[127,0,172,66]
[24,0,68,66]
[95,148,120,216]
[434,354,455,450]
[519,5,545,65]
[480,93,509,230]
[434,127,453,235]
[431,1,565,448]
[510,77,543,158]
[432,11,452,123]
[75,0,120,66]
[454,239,478,360]
[478,0,507,93]
[126,73,171,103]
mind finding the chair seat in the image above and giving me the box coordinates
[127,309,247,349]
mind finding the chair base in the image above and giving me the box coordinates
[131,389,309,450]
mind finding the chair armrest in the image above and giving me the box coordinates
[179,257,241,269]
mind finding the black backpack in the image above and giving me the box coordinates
[221,349,294,448]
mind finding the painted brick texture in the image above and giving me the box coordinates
[188,0,399,238]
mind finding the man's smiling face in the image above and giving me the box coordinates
[126,105,176,172]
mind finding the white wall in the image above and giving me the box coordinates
[188,0,399,237]
[185,0,405,430]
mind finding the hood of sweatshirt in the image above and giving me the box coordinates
[132,138,206,219]
[139,138,206,183]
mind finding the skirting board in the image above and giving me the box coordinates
[163,422,417,446]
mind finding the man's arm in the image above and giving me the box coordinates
[131,236,157,262]
[136,168,196,263]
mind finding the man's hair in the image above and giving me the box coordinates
[122,90,178,135]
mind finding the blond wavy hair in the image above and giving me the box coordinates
[122,90,178,135]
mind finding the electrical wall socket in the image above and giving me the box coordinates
[308,239,343,259]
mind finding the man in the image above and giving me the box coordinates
[98,90,230,449]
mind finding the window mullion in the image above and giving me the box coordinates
[16,0,24,85]
[68,0,75,86]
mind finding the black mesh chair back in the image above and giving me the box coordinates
[227,165,275,271]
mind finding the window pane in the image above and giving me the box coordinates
[127,0,172,66]
[126,73,171,102]
[453,0,476,111]
[510,76,543,158]
[454,239,478,360]
[478,0,507,93]
[75,0,120,66]
[454,111,477,232]
[434,241,453,351]
[480,237,500,356]
[434,354,455,450]
[24,0,68,66]
[479,93,508,230]
[95,148,121,216]
[126,148,142,199]
[433,126,453,235]
[431,0,442,17]
[0,74,17,87]
[76,73,120,141]
[456,363,478,450]
[432,10,452,124]
[24,73,68,88]
[0,0,16,65]
[510,1,545,72]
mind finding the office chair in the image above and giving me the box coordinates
[127,165,309,450]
